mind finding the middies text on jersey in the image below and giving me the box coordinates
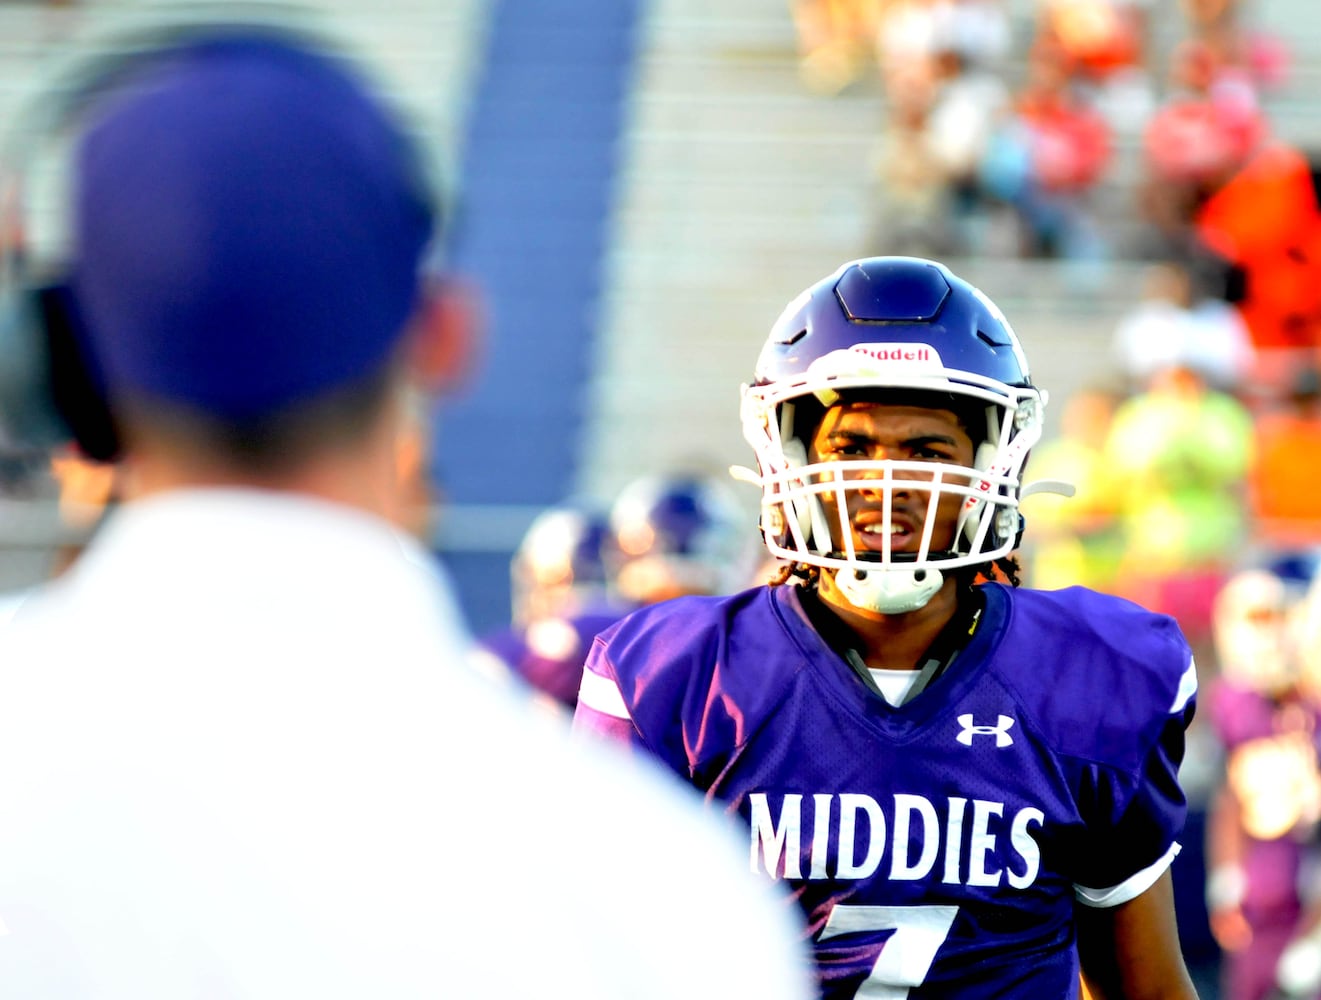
[749,792,1044,888]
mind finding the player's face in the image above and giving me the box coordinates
[806,401,976,557]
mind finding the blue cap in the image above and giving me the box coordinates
[68,33,436,422]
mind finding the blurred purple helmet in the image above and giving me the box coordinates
[510,504,617,626]
[610,473,752,603]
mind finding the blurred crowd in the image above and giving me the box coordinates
[792,1,1311,289]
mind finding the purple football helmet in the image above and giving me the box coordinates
[735,256,1061,613]
[609,473,752,603]
[510,504,617,626]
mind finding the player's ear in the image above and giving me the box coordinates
[404,273,484,396]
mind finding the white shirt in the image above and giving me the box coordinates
[1113,297,1255,391]
[0,489,813,999]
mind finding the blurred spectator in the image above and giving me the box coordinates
[868,54,955,256]
[1248,367,1321,551]
[1204,567,1321,1000]
[1193,139,1321,399]
[1179,0,1290,92]
[1137,36,1266,257]
[1021,382,1126,593]
[875,0,1011,72]
[1103,359,1254,649]
[1035,0,1155,132]
[925,37,1013,254]
[980,34,1112,262]
[867,0,1016,255]
[791,0,878,94]
[1112,259,1254,395]
[1036,0,1148,85]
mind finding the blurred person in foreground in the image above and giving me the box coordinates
[575,255,1202,998]
[0,16,814,998]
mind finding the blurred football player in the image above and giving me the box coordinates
[608,471,757,605]
[1204,567,1321,1000]
[575,256,1201,998]
[482,474,754,710]
[511,503,619,628]
[479,502,633,710]
[1254,565,1321,1000]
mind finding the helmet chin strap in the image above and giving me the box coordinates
[835,565,945,614]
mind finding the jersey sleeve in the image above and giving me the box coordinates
[571,600,721,775]
[1011,587,1199,908]
[572,591,783,783]
[1070,649,1198,907]
[574,634,643,746]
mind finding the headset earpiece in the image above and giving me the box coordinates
[39,283,119,462]
[0,271,119,461]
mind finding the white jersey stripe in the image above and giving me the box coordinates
[577,669,631,720]
[1073,841,1182,908]
[1170,657,1198,714]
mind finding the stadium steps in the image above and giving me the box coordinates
[436,0,644,511]
[575,0,1133,506]
[433,0,649,632]
[577,0,876,505]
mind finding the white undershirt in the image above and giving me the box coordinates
[870,668,922,707]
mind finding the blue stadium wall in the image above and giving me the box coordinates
[432,0,646,636]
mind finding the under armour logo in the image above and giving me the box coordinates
[956,714,1015,747]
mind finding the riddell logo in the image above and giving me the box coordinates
[851,343,937,363]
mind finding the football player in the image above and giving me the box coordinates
[482,474,754,710]
[608,471,757,605]
[574,256,1201,999]
[1204,567,1321,1000]
[479,502,631,709]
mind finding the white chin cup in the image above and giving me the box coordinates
[836,565,944,614]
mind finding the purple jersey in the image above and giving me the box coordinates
[481,604,630,709]
[575,582,1196,999]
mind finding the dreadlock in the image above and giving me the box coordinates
[987,554,1023,587]
[768,561,817,588]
